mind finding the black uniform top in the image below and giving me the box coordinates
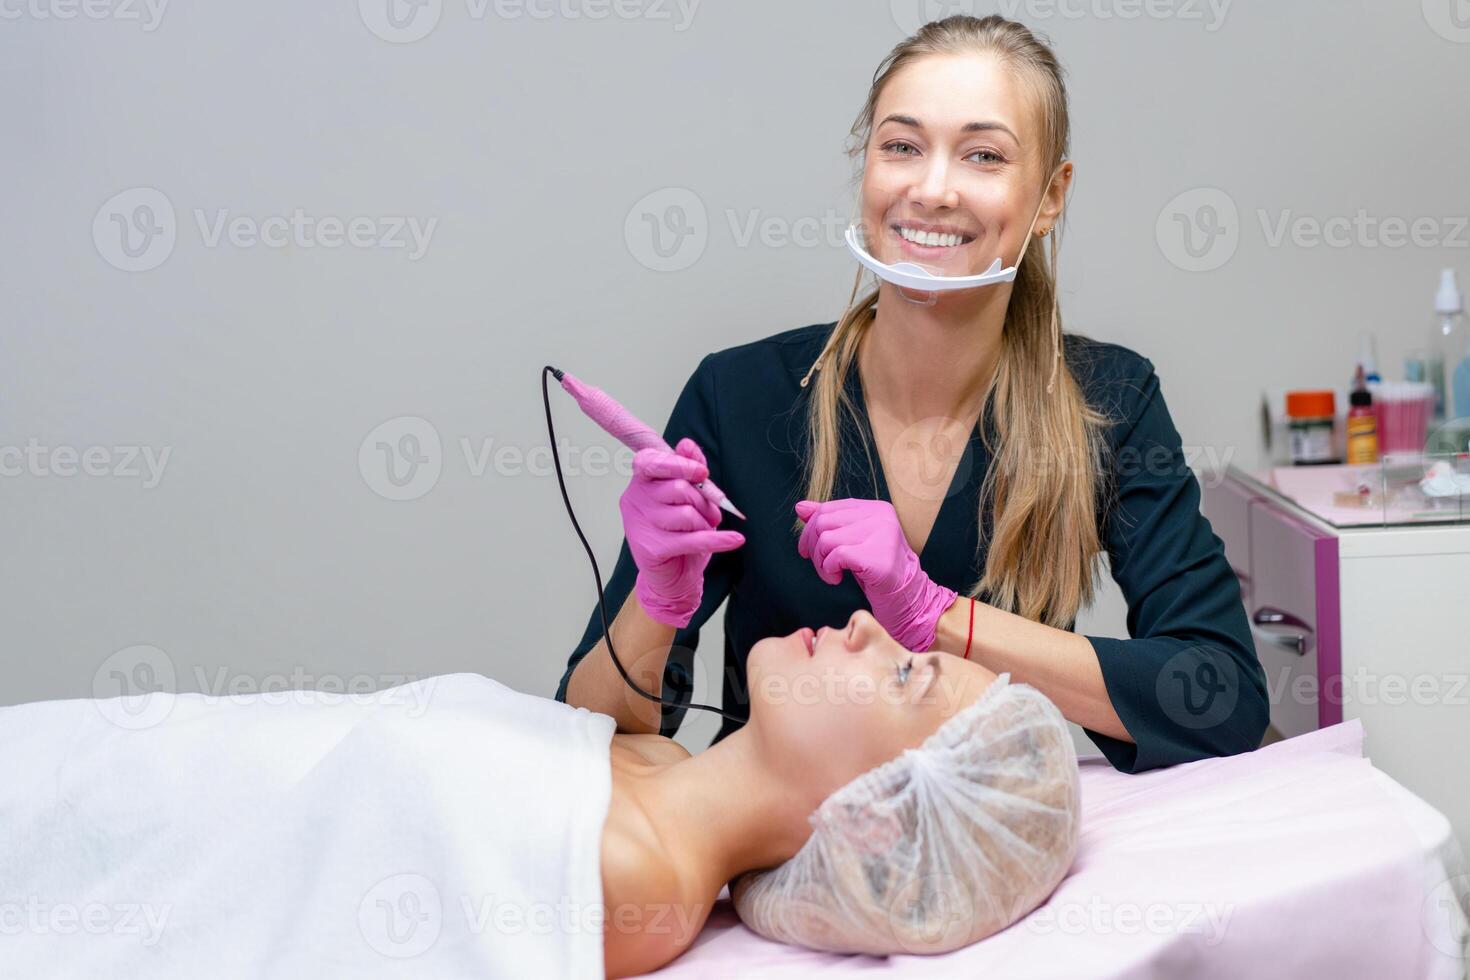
[554,322,1268,773]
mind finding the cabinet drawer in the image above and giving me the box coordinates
[1246,498,1342,737]
[1200,475,1259,602]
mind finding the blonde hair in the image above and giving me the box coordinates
[797,14,1111,629]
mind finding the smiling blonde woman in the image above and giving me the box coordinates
[560,13,1268,779]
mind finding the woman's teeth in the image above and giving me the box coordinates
[898,226,968,248]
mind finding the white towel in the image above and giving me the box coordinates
[0,672,617,979]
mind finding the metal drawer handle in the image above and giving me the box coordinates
[1251,606,1314,657]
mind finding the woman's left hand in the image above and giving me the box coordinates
[794,498,958,652]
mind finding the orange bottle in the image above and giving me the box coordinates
[1346,365,1379,464]
[1286,390,1339,465]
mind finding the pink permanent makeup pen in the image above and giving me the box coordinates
[553,368,747,521]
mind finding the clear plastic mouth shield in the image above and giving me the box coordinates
[843,178,1053,306]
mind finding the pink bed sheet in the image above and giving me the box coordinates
[636,720,1468,979]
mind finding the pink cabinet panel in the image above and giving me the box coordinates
[1202,474,1256,578]
[1201,475,1258,605]
[1245,497,1342,735]
[1201,474,1343,739]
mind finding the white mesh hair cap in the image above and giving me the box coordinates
[732,673,1080,956]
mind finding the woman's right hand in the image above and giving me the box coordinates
[620,438,744,628]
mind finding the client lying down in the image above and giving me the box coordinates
[0,609,1077,979]
[602,608,1079,975]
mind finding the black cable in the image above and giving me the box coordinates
[543,365,745,724]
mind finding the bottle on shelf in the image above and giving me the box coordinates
[1428,268,1465,422]
[1286,390,1340,466]
[1345,365,1379,465]
[1350,331,1381,389]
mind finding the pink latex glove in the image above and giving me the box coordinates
[794,498,958,652]
[620,438,745,628]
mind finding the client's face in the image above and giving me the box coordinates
[745,610,997,803]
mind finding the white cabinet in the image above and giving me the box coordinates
[1202,466,1470,852]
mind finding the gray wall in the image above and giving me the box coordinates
[5,1,1468,751]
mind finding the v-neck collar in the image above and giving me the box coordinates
[841,359,989,567]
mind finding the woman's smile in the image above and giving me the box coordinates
[890,220,977,260]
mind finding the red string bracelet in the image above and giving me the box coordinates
[962,597,976,661]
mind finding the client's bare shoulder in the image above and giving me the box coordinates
[600,737,709,978]
[611,732,691,766]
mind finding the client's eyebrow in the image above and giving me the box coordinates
[878,113,1019,143]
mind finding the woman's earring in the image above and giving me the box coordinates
[1037,226,1052,238]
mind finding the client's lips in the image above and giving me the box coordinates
[798,627,816,656]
